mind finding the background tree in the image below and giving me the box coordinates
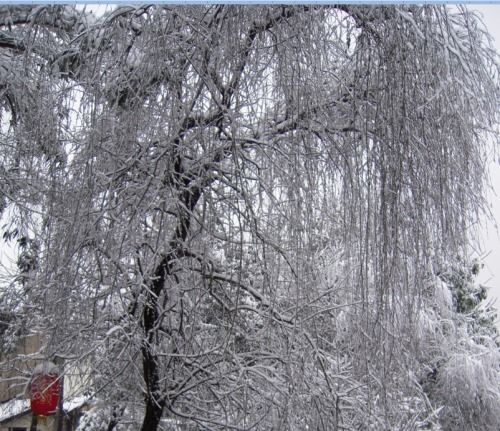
[0,5,499,430]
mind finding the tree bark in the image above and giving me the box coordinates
[139,159,204,431]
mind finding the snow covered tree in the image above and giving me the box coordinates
[0,5,499,430]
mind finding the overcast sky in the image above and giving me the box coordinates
[469,6,500,318]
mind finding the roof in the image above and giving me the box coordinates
[0,398,28,423]
[0,396,87,424]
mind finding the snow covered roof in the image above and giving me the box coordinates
[0,396,88,423]
[0,399,29,423]
[63,396,87,413]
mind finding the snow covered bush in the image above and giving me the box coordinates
[76,405,139,431]
[417,261,500,431]
[436,345,500,430]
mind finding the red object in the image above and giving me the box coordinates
[30,372,60,416]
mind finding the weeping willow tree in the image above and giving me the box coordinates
[0,5,499,430]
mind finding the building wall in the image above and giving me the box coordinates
[0,334,42,403]
[0,412,53,431]
[1,333,87,431]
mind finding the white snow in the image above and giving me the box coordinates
[0,398,29,422]
[32,361,60,376]
[0,396,88,423]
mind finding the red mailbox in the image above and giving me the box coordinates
[30,363,60,416]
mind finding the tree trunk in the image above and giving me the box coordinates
[139,371,164,431]
[139,262,167,431]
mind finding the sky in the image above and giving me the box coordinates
[470,5,500,318]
